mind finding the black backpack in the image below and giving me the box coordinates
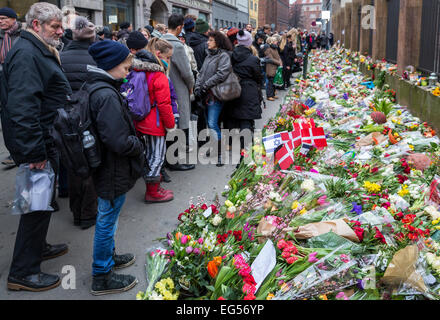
[52,83,113,179]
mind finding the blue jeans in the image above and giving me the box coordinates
[206,98,223,140]
[92,194,126,275]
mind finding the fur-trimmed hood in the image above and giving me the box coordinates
[132,49,164,73]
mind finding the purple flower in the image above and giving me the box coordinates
[343,93,349,100]
[351,202,363,215]
[167,232,173,240]
[357,279,364,290]
[185,246,193,254]
[168,240,173,247]
[169,250,175,257]
[193,248,200,255]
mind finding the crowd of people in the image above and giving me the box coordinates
[0,2,334,296]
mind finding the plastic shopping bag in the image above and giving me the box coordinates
[11,162,55,215]
[274,67,284,87]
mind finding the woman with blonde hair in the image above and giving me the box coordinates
[138,27,150,40]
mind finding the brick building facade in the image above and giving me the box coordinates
[258,0,290,32]
[294,0,322,33]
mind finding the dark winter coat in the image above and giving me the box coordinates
[117,29,130,41]
[60,40,96,92]
[0,30,72,165]
[131,53,175,137]
[195,48,231,93]
[227,46,263,120]
[186,31,208,71]
[0,21,22,70]
[85,66,144,200]
[280,41,296,69]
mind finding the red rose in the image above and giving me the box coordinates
[201,204,208,210]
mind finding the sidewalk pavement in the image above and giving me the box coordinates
[0,83,295,300]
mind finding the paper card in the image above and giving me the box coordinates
[251,239,276,291]
[202,207,212,218]
[242,251,251,262]
[109,15,118,24]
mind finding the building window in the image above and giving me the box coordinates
[104,0,135,31]
[215,18,218,30]
[199,12,208,21]
[172,6,187,16]
[0,0,60,21]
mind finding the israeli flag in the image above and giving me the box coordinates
[305,98,316,108]
[263,133,283,154]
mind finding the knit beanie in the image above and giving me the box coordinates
[72,16,95,42]
[88,40,130,71]
[195,19,209,34]
[145,25,154,34]
[184,18,195,31]
[237,30,252,47]
[126,31,148,50]
[0,7,17,19]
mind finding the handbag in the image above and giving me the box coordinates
[211,59,242,102]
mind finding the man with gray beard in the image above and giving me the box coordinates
[0,2,71,292]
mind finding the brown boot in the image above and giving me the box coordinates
[145,182,174,203]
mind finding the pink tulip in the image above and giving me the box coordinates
[198,238,204,245]
[181,235,188,244]
[308,252,319,263]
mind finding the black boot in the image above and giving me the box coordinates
[42,243,68,261]
[113,252,136,270]
[160,166,171,183]
[91,270,138,296]
[166,163,195,171]
[217,140,224,167]
[80,218,96,230]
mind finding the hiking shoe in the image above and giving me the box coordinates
[113,253,136,270]
[91,271,138,296]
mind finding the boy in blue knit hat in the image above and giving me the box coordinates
[86,40,145,295]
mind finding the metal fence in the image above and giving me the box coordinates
[385,0,400,64]
[419,0,440,76]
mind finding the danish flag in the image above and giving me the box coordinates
[280,130,302,148]
[275,140,296,170]
[300,127,327,149]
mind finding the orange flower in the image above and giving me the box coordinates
[388,129,398,145]
[207,260,219,278]
[175,232,182,241]
[213,256,222,266]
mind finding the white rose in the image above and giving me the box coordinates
[228,206,237,213]
[269,191,282,202]
[301,179,315,192]
[212,215,222,226]
[425,206,440,220]
[432,259,440,271]
[426,253,435,265]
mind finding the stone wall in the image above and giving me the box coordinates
[356,61,440,133]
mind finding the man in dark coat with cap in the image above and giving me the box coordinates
[0,7,22,167]
[1,2,70,292]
